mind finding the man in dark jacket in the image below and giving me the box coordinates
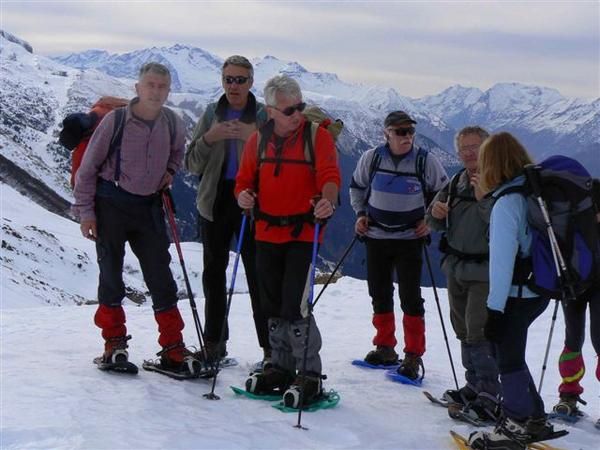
[185,56,269,367]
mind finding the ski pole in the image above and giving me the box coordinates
[295,221,321,430]
[538,298,560,392]
[162,191,210,363]
[423,241,459,390]
[204,212,248,400]
[311,234,359,309]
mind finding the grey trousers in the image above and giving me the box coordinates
[268,316,322,374]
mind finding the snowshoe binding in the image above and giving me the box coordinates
[142,343,214,380]
[282,372,325,409]
[93,335,138,374]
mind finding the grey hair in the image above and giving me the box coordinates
[222,55,254,78]
[454,125,490,152]
[263,75,302,107]
[138,62,171,80]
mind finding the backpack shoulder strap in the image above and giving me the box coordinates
[415,147,428,192]
[108,107,126,183]
[364,149,383,205]
[303,121,318,168]
[447,168,466,205]
[163,107,177,145]
[494,185,526,201]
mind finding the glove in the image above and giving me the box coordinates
[484,308,506,343]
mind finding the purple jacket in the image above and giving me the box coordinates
[72,98,185,221]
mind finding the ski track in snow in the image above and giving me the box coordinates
[1,188,599,450]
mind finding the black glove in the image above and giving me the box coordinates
[484,308,506,343]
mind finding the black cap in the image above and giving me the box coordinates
[384,111,417,127]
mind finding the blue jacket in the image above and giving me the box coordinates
[487,176,538,312]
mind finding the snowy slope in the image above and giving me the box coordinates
[1,185,599,450]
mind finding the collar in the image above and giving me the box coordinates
[215,91,258,123]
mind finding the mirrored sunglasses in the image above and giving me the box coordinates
[223,75,250,85]
[389,127,416,137]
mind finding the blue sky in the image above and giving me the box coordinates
[2,1,599,99]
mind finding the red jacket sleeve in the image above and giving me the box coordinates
[235,131,259,197]
[314,126,341,191]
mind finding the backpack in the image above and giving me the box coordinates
[60,97,129,188]
[496,155,600,301]
[257,105,343,174]
[60,97,177,188]
[253,105,343,236]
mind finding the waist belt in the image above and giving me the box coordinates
[253,208,316,238]
[439,235,489,262]
[369,220,416,233]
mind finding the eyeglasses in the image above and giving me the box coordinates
[274,102,306,116]
[458,144,480,154]
[388,127,416,137]
[223,75,250,85]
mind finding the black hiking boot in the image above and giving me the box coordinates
[460,392,501,423]
[283,372,324,409]
[443,385,477,406]
[397,353,424,381]
[194,341,226,365]
[364,345,399,366]
[468,416,530,450]
[245,365,295,395]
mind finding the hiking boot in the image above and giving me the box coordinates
[525,416,555,442]
[553,393,581,416]
[364,346,399,366]
[461,392,501,423]
[468,416,529,450]
[194,341,226,364]
[245,365,295,394]
[100,335,132,364]
[283,372,324,409]
[397,353,424,381]
[443,385,477,406]
[159,343,202,376]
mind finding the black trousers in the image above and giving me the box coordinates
[200,181,268,349]
[365,238,425,316]
[562,285,600,355]
[496,296,549,420]
[95,195,177,312]
[255,241,314,321]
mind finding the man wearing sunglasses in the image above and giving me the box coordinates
[185,55,270,368]
[235,75,340,408]
[349,110,448,382]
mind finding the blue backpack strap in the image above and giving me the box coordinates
[108,107,126,184]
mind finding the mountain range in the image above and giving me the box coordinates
[1,29,598,298]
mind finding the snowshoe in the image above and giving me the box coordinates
[282,372,324,409]
[352,359,400,370]
[142,344,214,380]
[230,385,282,401]
[450,392,500,426]
[273,389,340,413]
[443,385,477,407]
[93,356,138,374]
[423,391,452,408]
[94,335,138,374]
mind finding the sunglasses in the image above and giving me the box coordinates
[223,75,250,85]
[275,102,306,116]
[388,127,416,137]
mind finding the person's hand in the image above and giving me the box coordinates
[80,220,97,241]
[414,219,430,238]
[237,189,256,210]
[313,198,335,220]
[355,216,369,236]
[203,120,242,145]
[233,121,256,142]
[431,201,449,220]
[484,308,505,343]
[470,172,485,201]
[158,170,173,190]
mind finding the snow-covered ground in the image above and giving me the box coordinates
[1,186,598,449]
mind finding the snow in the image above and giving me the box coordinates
[1,185,599,450]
